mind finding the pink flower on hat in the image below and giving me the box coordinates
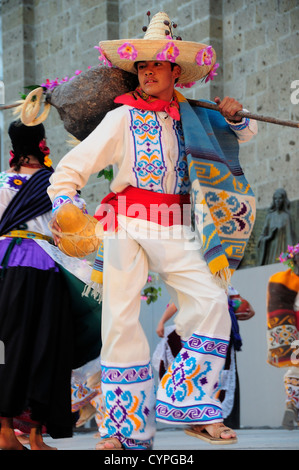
[156,42,180,63]
[94,46,112,67]
[205,63,219,83]
[175,82,195,89]
[117,43,138,61]
[196,46,214,66]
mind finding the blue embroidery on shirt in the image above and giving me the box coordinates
[130,109,166,192]
[129,110,191,194]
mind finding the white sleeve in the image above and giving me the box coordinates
[228,285,239,296]
[48,108,126,202]
[225,109,258,143]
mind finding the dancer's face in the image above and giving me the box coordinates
[137,61,181,101]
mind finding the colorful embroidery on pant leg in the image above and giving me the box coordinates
[284,376,299,410]
[71,381,98,412]
[100,362,155,449]
[156,333,229,424]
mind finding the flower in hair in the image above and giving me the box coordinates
[9,150,15,167]
[43,155,53,167]
[204,63,219,83]
[94,46,112,67]
[196,46,214,66]
[39,139,52,167]
[117,43,138,61]
[156,42,180,62]
[39,139,50,156]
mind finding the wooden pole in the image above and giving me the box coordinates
[1,99,299,128]
[187,99,299,129]
[0,103,22,110]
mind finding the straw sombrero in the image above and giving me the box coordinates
[99,12,217,85]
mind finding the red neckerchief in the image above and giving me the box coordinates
[114,86,181,121]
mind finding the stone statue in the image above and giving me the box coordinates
[257,188,296,266]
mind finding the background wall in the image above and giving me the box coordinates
[1,0,298,427]
[1,0,298,210]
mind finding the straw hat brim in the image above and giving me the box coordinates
[99,39,216,84]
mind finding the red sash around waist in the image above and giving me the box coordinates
[94,186,191,232]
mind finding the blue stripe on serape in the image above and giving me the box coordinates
[191,104,251,180]
[93,240,104,275]
[179,99,256,273]
[93,258,103,271]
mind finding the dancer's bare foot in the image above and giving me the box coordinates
[17,434,30,446]
[0,419,27,450]
[204,423,237,440]
[29,426,57,450]
[95,437,123,450]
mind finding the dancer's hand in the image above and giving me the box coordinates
[214,96,243,122]
[50,217,61,246]
[156,320,165,338]
[235,302,255,321]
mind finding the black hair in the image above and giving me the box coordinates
[134,61,180,84]
[8,119,50,171]
[134,61,178,72]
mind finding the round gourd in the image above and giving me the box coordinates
[55,204,102,257]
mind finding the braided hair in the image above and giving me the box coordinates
[8,119,52,171]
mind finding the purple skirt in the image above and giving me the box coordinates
[0,237,59,271]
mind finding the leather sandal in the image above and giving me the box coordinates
[184,423,237,445]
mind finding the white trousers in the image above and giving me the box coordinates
[100,216,231,449]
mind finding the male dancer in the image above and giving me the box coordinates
[49,12,257,449]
